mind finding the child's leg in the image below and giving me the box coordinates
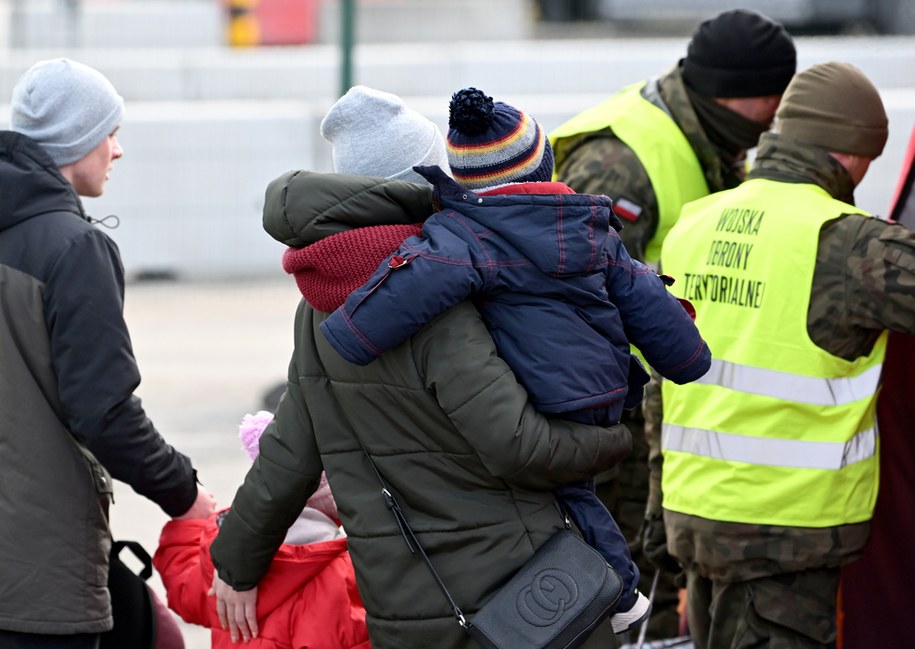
[554,481,641,609]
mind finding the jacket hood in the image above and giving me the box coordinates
[0,131,85,232]
[189,518,351,619]
[262,169,433,248]
[416,165,621,276]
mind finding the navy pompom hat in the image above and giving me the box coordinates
[446,88,554,190]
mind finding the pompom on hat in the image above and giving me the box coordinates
[320,85,450,184]
[681,9,796,99]
[239,410,276,461]
[446,87,554,190]
[10,58,124,166]
[775,61,888,160]
[238,411,339,521]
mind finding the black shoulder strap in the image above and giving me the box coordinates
[111,539,153,581]
[103,540,156,649]
[360,443,468,628]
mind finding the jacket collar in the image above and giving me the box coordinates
[749,132,857,205]
[479,181,576,196]
[414,164,623,231]
[655,66,744,193]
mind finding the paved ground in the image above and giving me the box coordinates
[110,276,304,648]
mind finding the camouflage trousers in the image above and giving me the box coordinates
[685,566,839,649]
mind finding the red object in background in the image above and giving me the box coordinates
[227,0,320,46]
[255,0,320,45]
[889,125,915,227]
[838,124,915,649]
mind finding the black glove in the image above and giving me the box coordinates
[640,513,682,576]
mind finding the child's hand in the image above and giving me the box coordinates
[174,486,217,520]
[210,572,258,643]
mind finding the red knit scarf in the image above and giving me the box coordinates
[282,224,423,312]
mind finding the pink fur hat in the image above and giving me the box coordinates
[238,411,339,522]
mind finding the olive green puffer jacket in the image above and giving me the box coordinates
[210,171,631,649]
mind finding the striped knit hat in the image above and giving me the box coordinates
[446,87,553,190]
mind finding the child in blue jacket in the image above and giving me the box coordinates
[321,88,712,633]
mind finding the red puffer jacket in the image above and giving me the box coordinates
[154,513,369,649]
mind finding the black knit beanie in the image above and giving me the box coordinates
[682,9,796,98]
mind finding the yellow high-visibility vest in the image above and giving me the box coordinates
[660,178,885,527]
[550,82,708,264]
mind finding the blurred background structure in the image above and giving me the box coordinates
[539,0,915,34]
[1,0,914,280]
[2,2,913,646]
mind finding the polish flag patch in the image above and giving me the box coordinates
[614,197,643,222]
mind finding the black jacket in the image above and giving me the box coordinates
[0,132,197,634]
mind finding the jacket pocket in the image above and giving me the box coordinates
[77,443,114,587]
[880,227,915,273]
[747,573,836,645]
[78,443,115,501]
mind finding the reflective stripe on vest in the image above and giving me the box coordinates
[696,357,883,407]
[660,178,883,527]
[549,81,708,264]
[663,424,877,470]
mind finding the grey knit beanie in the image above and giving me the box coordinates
[320,85,450,184]
[10,58,125,167]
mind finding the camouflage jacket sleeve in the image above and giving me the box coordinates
[642,370,664,517]
[555,133,659,263]
[811,214,915,360]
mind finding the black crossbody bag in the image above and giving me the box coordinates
[362,446,623,649]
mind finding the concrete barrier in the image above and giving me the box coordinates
[3,35,915,102]
[2,35,914,279]
[8,0,224,49]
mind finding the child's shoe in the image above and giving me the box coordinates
[610,590,651,634]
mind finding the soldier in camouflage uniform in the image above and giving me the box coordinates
[659,62,915,649]
[549,10,796,639]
